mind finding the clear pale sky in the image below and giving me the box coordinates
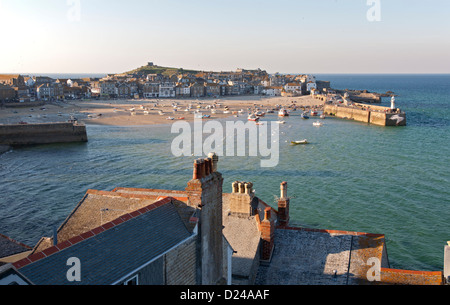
[0,0,449,74]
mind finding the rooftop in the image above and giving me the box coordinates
[14,197,195,285]
[255,227,387,285]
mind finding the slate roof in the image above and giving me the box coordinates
[0,234,32,265]
[32,188,192,254]
[15,198,194,285]
[255,227,387,285]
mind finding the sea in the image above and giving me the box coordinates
[0,74,449,272]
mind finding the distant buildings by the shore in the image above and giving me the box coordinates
[0,64,331,104]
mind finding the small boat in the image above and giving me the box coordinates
[320,114,326,119]
[310,110,318,116]
[291,139,308,145]
[278,109,289,117]
[255,111,265,117]
[248,114,260,122]
[202,114,211,119]
[177,117,185,120]
[166,117,174,120]
[313,121,323,127]
[301,113,310,119]
[276,121,286,124]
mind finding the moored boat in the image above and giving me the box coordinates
[248,114,260,122]
[291,139,308,145]
[278,109,289,117]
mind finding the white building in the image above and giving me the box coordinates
[306,82,317,93]
[159,82,176,98]
[263,86,282,97]
[284,83,303,96]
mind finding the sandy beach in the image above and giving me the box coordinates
[0,95,324,127]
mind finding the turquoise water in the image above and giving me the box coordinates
[0,74,449,272]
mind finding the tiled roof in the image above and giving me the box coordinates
[14,197,194,285]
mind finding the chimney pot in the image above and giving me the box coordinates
[264,207,271,221]
[205,158,212,176]
[193,159,200,180]
[208,152,219,172]
[232,181,239,193]
[198,159,205,179]
[280,181,288,199]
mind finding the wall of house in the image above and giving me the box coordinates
[164,238,197,285]
[136,257,165,285]
[0,123,88,146]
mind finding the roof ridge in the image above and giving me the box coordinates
[278,226,385,238]
[86,189,160,200]
[12,197,174,270]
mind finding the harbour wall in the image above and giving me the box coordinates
[0,122,88,146]
[323,104,406,127]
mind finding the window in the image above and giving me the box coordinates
[122,275,139,285]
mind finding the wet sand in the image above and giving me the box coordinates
[0,95,324,127]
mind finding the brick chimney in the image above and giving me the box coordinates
[261,207,275,262]
[277,182,290,227]
[185,153,225,285]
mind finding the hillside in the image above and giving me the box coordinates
[124,64,201,77]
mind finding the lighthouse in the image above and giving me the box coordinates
[391,96,396,110]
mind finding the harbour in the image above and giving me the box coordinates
[0,74,448,275]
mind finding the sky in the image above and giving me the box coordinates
[0,0,449,74]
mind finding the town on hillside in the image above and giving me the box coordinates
[0,62,331,104]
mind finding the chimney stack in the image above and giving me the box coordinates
[185,154,225,285]
[277,182,290,227]
[229,181,255,218]
[261,207,275,262]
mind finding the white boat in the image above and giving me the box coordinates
[278,109,289,117]
[248,114,260,122]
[291,139,308,145]
[276,121,286,124]
[313,121,323,127]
